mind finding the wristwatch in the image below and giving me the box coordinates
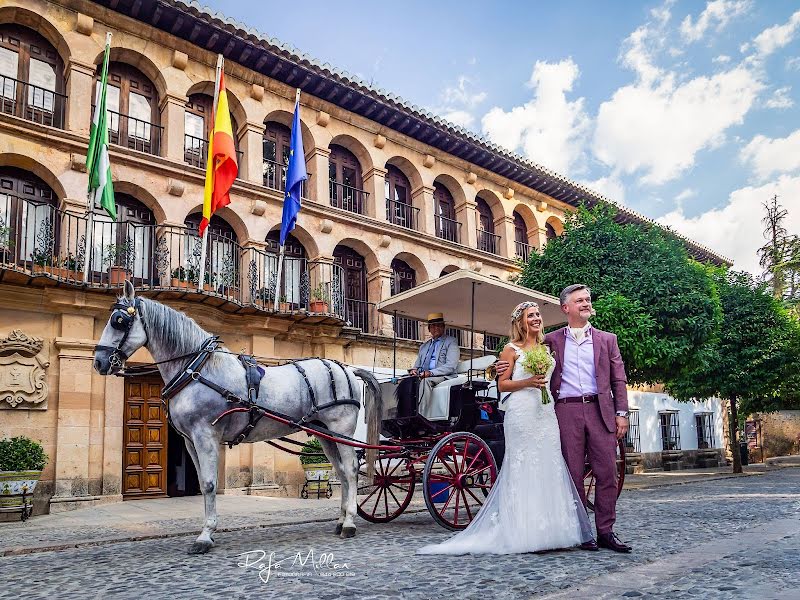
[615,411,629,418]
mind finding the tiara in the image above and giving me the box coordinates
[511,301,539,321]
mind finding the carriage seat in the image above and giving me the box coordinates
[420,355,497,421]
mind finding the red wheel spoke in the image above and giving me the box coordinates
[359,485,380,505]
[386,485,403,509]
[437,455,458,478]
[430,483,454,501]
[464,463,493,477]
[428,472,455,482]
[464,486,484,506]
[369,487,386,518]
[459,439,471,473]
[452,487,461,525]
[465,446,486,472]
[460,490,473,521]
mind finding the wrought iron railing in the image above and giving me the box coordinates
[329,180,368,214]
[435,215,460,243]
[184,134,244,172]
[626,410,641,453]
[262,158,308,197]
[0,75,66,128]
[385,198,419,230]
[394,315,421,341]
[106,108,163,156]
[660,412,681,451]
[343,298,374,332]
[477,229,501,254]
[515,241,532,262]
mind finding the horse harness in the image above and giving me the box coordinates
[94,298,149,370]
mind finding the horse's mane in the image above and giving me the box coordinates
[139,297,219,359]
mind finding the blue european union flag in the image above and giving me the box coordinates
[279,99,307,246]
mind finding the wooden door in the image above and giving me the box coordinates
[123,379,167,498]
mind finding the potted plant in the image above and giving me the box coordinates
[309,283,330,313]
[0,221,13,265]
[299,437,334,499]
[0,436,48,519]
[60,252,80,280]
[103,240,134,285]
[278,294,290,312]
[30,247,51,274]
[171,266,189,288]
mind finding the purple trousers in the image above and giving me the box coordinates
[555,401,618,534]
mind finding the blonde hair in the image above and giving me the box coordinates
[509,303,544,345]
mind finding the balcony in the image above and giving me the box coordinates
[477,229,500,254]
[262,158,307,197]
[184,134,243,171]
[0,196,357,326]
[386,198,419,231]
[515,240,532,262]
[394,315,421,341]
[329,180,368,215]
[435,215,460,243]
[107,109,163,156]
[0,75,66,128]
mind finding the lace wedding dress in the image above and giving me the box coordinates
[418,343,593,555]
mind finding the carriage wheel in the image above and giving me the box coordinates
[356,456,415,523]
[423,432,498,531]
[583,438,626,512]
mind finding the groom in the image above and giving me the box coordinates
[497,284,631,552]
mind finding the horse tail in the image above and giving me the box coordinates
[353,368,382,476]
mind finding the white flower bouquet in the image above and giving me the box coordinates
[519,345,553,404]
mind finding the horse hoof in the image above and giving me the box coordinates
[334,523,343,535]
[340,526,356,539]
[188,541,213,555]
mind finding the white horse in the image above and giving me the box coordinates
[93,281,382,554]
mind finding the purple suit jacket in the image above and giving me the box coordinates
[545,327,629,432]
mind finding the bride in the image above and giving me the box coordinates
[418,301,593,555]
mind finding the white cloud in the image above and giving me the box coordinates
[787,56,800,71]
[751,10,800,59]
[764,86,794,109]
[658,175,800,274]
[481,59,591,174]
[436,76,487,131]
[712,54,732,64]
[680,0,751,43]
[740,129,800,180]
[441,109,475,128]
[676,188,697,202]
[594,66,763,185]
[580,175,627,205]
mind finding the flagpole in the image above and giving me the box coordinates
[198,54,224,292]
[273,88,302,311]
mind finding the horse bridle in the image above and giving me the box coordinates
[95,297,148,369]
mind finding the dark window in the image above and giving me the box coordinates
[0,167,58,266]
[334,245,368,331]
[660,412,681,451]
[476,197,498,253]
[695,413,714,449]
[0,25,65,127]
[329,144,364,213]
[391,258,418,340]
[98,62,160,154]
[625,410,641,453]
[434,183,458,242]
[483,334,502,352]
[385,165,415,229]
[265,230,307,306]
[263,121,292,190]
[184,93,240,167]
[545,222,557,241]
[513,212,526,244]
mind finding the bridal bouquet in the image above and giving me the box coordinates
[519,345,553,404]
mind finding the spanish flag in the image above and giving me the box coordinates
[199,65,238,236]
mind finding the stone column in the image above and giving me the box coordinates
[159,93,186,163]
[307,147,331,205]
[412,185,435,237]
[240,121,265,186]
[64,60,95,135]
[367,265,394,336]
[455,198,478,248]
[495,215,515,259]
[537,227,549,252]
[362,167,387,221]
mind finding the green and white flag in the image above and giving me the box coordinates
[87,33,115,219]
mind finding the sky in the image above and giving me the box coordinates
[201,0,800,274]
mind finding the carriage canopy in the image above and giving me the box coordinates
[377,269,563,336]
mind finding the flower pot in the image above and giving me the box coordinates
[202,283,214,292]
[279,302,290,312]
[171,277,189,289]
[302,462,333,482]
[0,470,41,510]
[32,264,48,274]
[309,301,329,313]
[108,266,129,285]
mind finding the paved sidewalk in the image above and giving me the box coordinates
[0,461,794,557]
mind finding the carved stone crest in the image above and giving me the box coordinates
[0,330,50,408]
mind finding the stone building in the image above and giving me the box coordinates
[0,0,728,514]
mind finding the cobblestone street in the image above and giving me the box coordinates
[1,468,798,600]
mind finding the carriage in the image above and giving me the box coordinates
[355,269,626,530]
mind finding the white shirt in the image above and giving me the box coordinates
[558,325,598,398]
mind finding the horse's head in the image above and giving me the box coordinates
[94,280,148,375]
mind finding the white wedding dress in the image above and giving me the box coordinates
[418,343,593,555]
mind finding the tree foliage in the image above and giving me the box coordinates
[518,205,722,385]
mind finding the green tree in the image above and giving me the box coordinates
[519,205,722,385]
[666,271,799,473]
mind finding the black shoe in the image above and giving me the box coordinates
[579,539,599,551]
[597,532,631,553]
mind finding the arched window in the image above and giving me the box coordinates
[434,183,458,243]
[99,62,160,155]
[513,211,530,261]
[265,230,307,307]
[545,222,557,241]
[184,212,239,297]
[0,25,65,127]
[333,245,368,330]
[391,258,418,340]
[476,197,497,254]
[385,165,415,229]
[91,194,156,284]
[184,93,240,169]
[0,167,58,268]
[263,121,292,191]
[329,144,364,214]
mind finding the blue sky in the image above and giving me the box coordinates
[203,0,800,273]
